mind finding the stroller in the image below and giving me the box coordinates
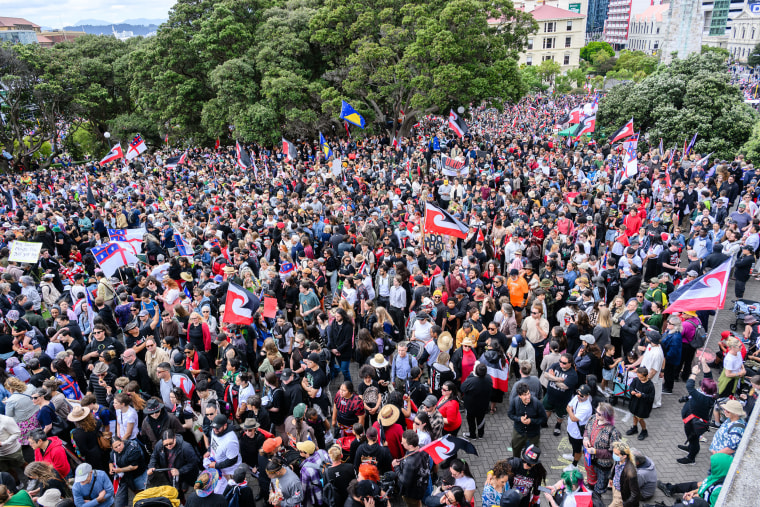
[729,299,760,331]
[609,363,635,406]
[133,486,180,507]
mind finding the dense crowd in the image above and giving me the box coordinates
[0,94,756,507]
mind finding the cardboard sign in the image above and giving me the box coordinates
[424,233,447,253]
[8,241,42,263]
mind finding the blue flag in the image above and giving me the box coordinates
[319,132,333,158]
[340,100,365,129]
[432,135,440,151]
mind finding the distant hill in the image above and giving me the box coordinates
[62,24,160,36]
[73,19,111,26]
[121,18,166,26]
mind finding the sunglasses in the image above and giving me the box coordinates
[559,361,570,365]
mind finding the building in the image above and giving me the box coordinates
[0,17,40,45]
[521,5,587,69]
[587,0,611,41]
[627,2,670,54]
[513,0,589,15]
[727,4,760,61]
[38,30,87,46]
[603,0,654,50]
[660,0,704,62]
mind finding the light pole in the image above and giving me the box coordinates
[104,131,112,148]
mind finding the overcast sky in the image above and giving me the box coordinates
[6,0,177,28]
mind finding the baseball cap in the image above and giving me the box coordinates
[210,414,228,429]
[74,463,92,484]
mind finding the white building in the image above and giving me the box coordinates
[728,5,760,61]
[627,3,670,54]
[660,0,704,62]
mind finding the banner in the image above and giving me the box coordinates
[8,241,42,263]
[423,233,447,253]
[441,154,469,177]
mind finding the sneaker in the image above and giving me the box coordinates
[562,453,574,461]
[463,432,476,439]
[710,421,722,429]
[637,429,649,440]
[662,389,673,394]
[625,426,639,436]
[553,424,562,436]
[677,457,696,465]
[657,481,672,497]
[652,403,662,409]
[541,421,549,428]
[677,444,690,453]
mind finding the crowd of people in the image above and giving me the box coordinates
[0,93,756,507]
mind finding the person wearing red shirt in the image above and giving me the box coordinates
[436,381,462,436]
[374,404,406,459]
[623,209,642,238]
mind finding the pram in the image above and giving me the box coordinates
[609,364,635,406]
[729,299,760,331]
[133,486,180,507]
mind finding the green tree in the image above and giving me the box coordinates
[554,74,572,93]
[741,121,760,163]
[537,59,561,85]
[597,52,757,160]
[702,45,730,59]
[310,0,537,137]
[519,65,546,92]
[591,51,617,75]
[580,41,614,62]
[749,42,760,67]
[615,50,658,75]
[566,68,586,87]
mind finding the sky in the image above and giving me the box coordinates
[5,0,177,28]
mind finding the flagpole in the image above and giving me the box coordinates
[697,308,720,361]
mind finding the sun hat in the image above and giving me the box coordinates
[195,468,219,498]
[67,405,91,423]
[369,354,389,369]
[378,404,400,426]
[37,489,62,507]
[92,362,108,375]
[721,399,746,417]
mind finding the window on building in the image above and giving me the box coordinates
[564,54,571,65]
[742,27,746,39]
[528,38,533,50]
[567,21,572,31]
[753,28,756,40]
[543,37,555,49]
[526,56,533,65]
[656,26,660,34]
[543,55,554,61]
[545,22,555,33]
[733,28,737,39]
[565,36,572,48]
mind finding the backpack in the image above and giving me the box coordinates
[225,483,243,507]
[689,319,707,349]
[322,465,340,507]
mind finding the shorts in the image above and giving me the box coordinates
[569,435,583,455]
[542,396,568,418]
[602,368,616,382]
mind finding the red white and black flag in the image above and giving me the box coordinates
[165,152,188,170]
[236,141,252,169]
[568,106,584,124]
[222,283,261,325]
[448,110,469,138]
[571,114,596,140]
[609,118,634,144]
[423,201,469,239]
[421,435,478,464]
[282,138,298,162]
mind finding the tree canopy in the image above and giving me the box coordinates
[597,52,757,160]
[580,41,614,62]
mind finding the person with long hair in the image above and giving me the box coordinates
[113,393,139,441]
[436,381,462,437]
[582,402,621,497]
[593,307,613,350]
[4,377,39,445]
[678,357,717,465]
[355,328,377,365]
[448,458,477,504]
[68,404,108,472]
[609,441,640,507]
[24,461,71,501]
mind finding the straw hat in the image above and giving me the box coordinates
[462,336,477,348]
[369,354,389,369]
[378,404,400,426]
[67,405,91,423]
[180,272,193,282]
[721,399,746,417]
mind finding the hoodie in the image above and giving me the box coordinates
[34,436,71,479]
[636,456,657,499]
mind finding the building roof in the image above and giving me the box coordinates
[0,17,40,29]
[633,3,670,23]
[36,35,53,44]
[529,5,585,21]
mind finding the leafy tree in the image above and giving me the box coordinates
[310,0,537,137]
[702,45,730,59]
[741,121,760,163]
[537,59,561,85]
[615,50,658,75]
[566,68,586,87]
[591,51,617,75]
[65,124,101,161]
[580,41,614,62]
[749,42,760,67]
[519,65,546,92]
[597,52,757,160]
[554,75,572,93]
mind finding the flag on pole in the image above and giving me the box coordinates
[125,134,147,160]
[164,132,169,144]
[282,138,297,162]
[340,100,366,128]
[568,106,584,124]
[682,132,698,161]
[107,228,145,255]
[658,138,664,157]
[420,435,478,464]
[91,243,139,278]
[236,141,252,169]
[319,132,333,159]
[164,152,187,170]
[623,133,639,177]
[423,202,470,239]
[694,152,713,169]
[99,145,124,166]
[571,115,596,140]
[664,258,732,314]
[392,137,399,149]
[448,110,469,138]
[222,283,261,325]
[609,118,634,144]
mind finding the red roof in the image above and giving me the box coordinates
[36,35,53,44]
[530,5,585,21]
[0,17,40,28]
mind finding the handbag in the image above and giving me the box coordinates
[98,428,113,450]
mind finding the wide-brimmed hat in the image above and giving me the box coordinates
[721,399,746,417]
[37,489,63,507]
[92,362,108,376]
[196,468,219,498]
[378,404,400,426]
[369,354,389,369]
[143,398,164,415]
[462,337,477,348]
[67,405,91,423]
[241,418,260,431]
[180,272,193,282]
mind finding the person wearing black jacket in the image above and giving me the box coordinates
[678,357,717,464]
[734,245,754,298]
[507,383,547,458]
[110,436,147,507]
[147,430,201,493]
[353,426,393,474]
[460,363,492,439]
[327,309,353,382]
